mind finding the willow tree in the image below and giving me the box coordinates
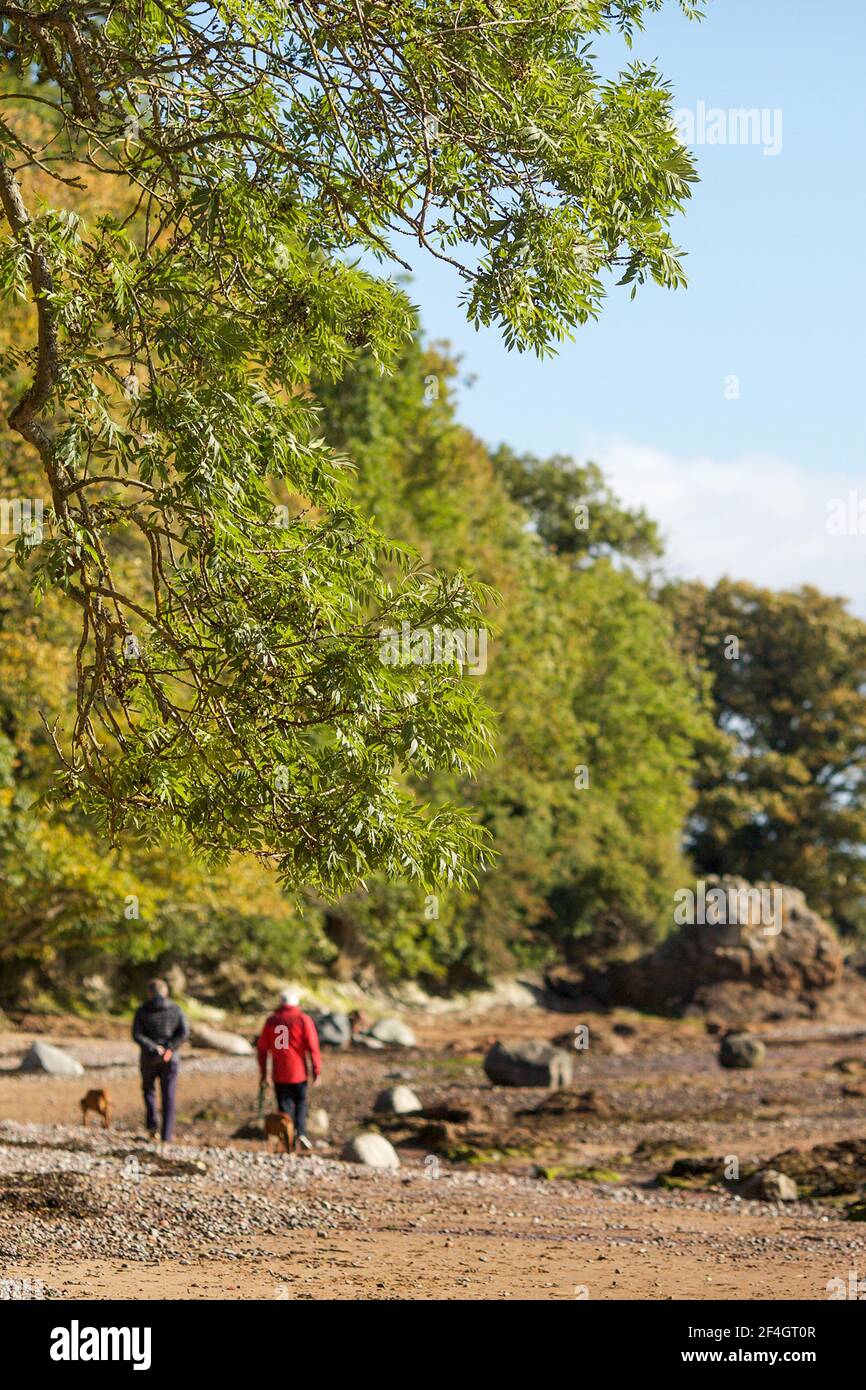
[0,0,700,893]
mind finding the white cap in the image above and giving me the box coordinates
[280,988,300,1007]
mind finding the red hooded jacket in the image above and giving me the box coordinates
[257,1004,321,1085]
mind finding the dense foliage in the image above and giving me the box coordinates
[314,335,710,977]
[5,4,866,997]
[0,3,712,996]
[0,1,699,893]
[1,324,712,993]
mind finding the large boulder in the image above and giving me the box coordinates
[719,1032,766,1069]
[341,1132,401,1169]
[19,1041,84,1077]
[584,879,844,1020]
[367,1018,417,1048]
[311,1012,352,1049]
[188,1023,254,1056]
[373,1085,422,1115]
[483,1040,574,1089]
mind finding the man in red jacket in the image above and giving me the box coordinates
[257,989,321,1151]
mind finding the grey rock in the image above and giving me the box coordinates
[19,1041,85,1077]
[188,1024,254,1056]
[341,1132,401,1169]
[740,1168,798,1202]
[307,1107,330,1138]
[373,1084,422,1115]
[164,964,187,997]
[483,1039,574,1088]
[719,1033,766,1069]
[312,1012,352,1048]
[81,974,111,1004]
[368,1017,417,1048]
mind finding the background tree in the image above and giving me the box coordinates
[316,332,710,978]
[666,578,866,933]
[0,2,700,895]
[494,447,663,563]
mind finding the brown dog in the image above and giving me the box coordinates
[80,1088,111,1129]
[264,1111,294,1154]
[348,1009,369,1040]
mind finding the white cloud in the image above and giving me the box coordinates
[581,434,866,616]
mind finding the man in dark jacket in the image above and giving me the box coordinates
[257,989,321,1151]
[132,979,189,1143]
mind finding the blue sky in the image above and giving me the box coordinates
[399,0,866,611]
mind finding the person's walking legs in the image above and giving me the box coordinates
[292,1080,308,1138]
[274,1082,294,1118]
[274,1082,308,1148]
[141,1062,158,1136]
[160,1060,179,1141]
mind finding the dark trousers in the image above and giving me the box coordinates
[141,1057,179,1141]
[274,1081,308,1137]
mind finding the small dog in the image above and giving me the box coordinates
[264,1111,294,1154]
[80,1088,111,1129]
[348,1009,370,1040]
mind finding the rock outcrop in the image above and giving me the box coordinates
[583,879,844,1021]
